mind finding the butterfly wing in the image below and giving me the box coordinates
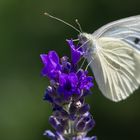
[89,16,140,102]
[88,37,140,102]
[93,15,140,39]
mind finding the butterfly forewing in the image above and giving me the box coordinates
[93,15,140,38]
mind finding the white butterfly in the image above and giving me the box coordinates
[79,16,140,102]
[45,13,140,102]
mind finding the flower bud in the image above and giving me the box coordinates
[85,119,95,132]
[78,104,90,115]
[43,130,56,139]
[76,121,86,131]
[43,86,53,102]
[55,132,65,140]
[53,109,69,120]
[49,116,60,129]
[56,124,64,133]
[50,80,59,88]
[61,56,69,63]
[90,136,97,140]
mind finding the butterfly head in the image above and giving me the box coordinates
[78,33,93,43]
[78,33,95,55]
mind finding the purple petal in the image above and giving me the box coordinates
[48,51,60,67]
[77,70,94,91]
[59,73,67,86]
[40,54,48,64]
[41,66,48,76]
[56,132,65,140]
[58,73,79,98]
[83,136,97,140]
[40,51,61,79]
[68,73,78,86]
[43,130,56,139]
[67,39,83,65]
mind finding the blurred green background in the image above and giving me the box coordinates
[0,0,140,140]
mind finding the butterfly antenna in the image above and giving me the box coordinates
[44,12,81,33]
[75,19,83,32]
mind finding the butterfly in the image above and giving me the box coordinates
[45,13,140,102]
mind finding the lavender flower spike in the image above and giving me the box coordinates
[40,40,97,140]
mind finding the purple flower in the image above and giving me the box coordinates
[67,39,83,65]
[58,73,79,98]
[44,130,65,140]
[77,70,94,91]
[40,51,61,79]
[72,136,97,140]
[41,40,96,140]
[43,86,54,102]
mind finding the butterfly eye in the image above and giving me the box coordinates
[78,35,87,43]
[81,36,87,41]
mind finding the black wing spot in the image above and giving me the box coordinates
[134,38,140,44]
